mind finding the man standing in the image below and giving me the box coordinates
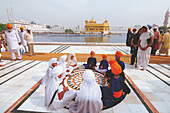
[152,27,160,55]
[5,23,22,61]
[24,28,34,56]
[137,26,153,71]
[19,26,28,53]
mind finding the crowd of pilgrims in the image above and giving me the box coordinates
[126,25,170,71]
[42,50,130,113]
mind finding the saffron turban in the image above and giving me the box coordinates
[115,51,123,57]
[20,26,23,29]
[102,54,107,59]
[128,28,131,31]
[90,51,95,55]
[6,23,13,29]
[109,60,122,75]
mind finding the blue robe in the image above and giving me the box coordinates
[101,77,125,108]
[99,60,109,70]
[83,57,97,69]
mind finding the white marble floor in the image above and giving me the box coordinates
[0,60,48,113]
[124,64,170,113]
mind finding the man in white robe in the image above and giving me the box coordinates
[137,26,154,71]
[46,65,76,111]
[69,70,103,113]
[42,58,57,87]
[5,23,22,61]
[19,26,28,53]
[59,55,73,77]
[67,53,81,70]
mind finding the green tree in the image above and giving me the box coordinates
[0,23,7,33]
[65,29,74,34]
[159,26,168,32]
[46,25,51,29]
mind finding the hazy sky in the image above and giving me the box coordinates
[0,0,170,27]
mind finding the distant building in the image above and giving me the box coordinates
[85,17,109,34]
[163,9,170,27]
[8,19,48,33]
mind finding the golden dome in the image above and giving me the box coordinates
[89,17,96,23]
[85,20,88,23]
[104,19,108,23]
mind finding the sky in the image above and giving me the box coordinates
[0,0,170,27]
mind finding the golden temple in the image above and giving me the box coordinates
[85,17,109,34]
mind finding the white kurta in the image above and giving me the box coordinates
[5,30,22,59]
[42,67,53,86]
[19,31,27,46]
[45,65,76,111]
[5,30,21,50]
[49,85,76,111]
[24,32,34,44]
[45,65,63,106]
[137,31,152,70]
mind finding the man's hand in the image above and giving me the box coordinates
[63,86,69,92]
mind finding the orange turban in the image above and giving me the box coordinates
[90,51,95,55]
[6,23,13,29]
[20,26,23,29]
[128,28,131,31]
[102,54,107,59]
[109,60,122,75]
[115,51,123,57]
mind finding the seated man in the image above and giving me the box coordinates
[45,65,76,111]
[95,54,109,73]
[69,70,103,113]
[67,53,81,70]
[83,51,97,69]
[101,60,126,108]
[115,51,125,71]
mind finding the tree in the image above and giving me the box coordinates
[0,23,7,33]
[65,29,74,34]
[46,25,51,29]
[159,26,167,32]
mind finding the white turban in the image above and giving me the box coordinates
[67,53,77,62]
[49,58,57,68]
[59,55,67,66]
[52,65,64,81]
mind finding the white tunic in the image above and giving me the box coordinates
[140,32,152,48]
[5,30,21,50]
[19,31,27,46]
[137,31,152,70]
[24,32,34,44]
